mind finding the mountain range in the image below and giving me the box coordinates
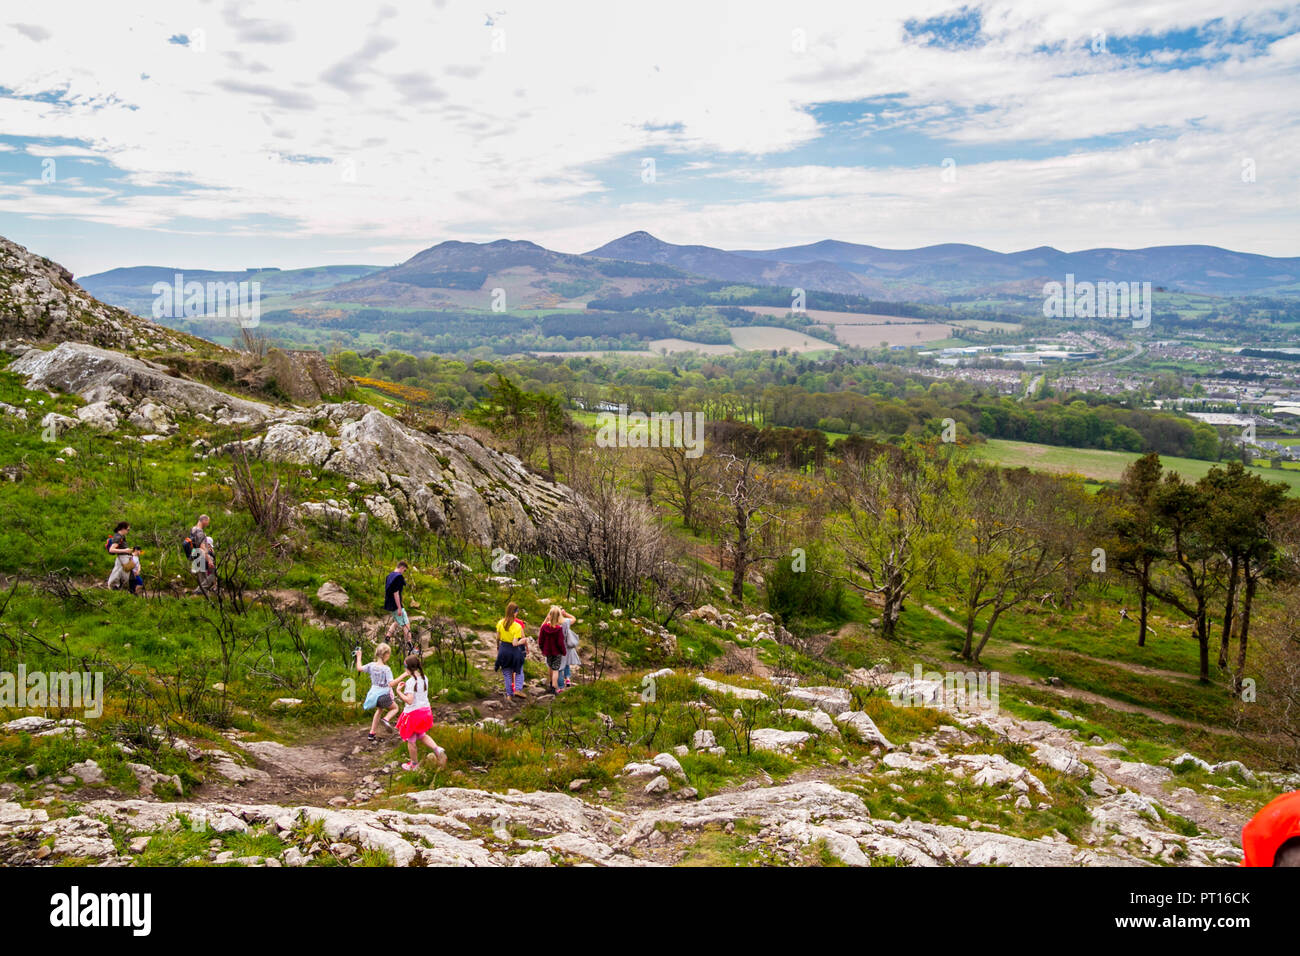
[77,232,1300,316]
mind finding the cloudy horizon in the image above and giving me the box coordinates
[2,1,1298,276]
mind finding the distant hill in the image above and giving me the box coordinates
[80,263,384,317]
[305,238,700,311]
[732,240,1300,299]
[584,231,882,297]
[75,235,1300,328]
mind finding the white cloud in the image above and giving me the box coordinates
[0,0,1296,270]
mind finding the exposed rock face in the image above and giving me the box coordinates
[263,349,350,403]
[0,780,1157,868]
[206,347,350,404]
[7,341,580,548]
[229,403,580,546]
[9,342,271,425]
[0,236,197,352]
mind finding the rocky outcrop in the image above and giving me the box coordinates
[0,236,198,352]
[262,349,350,403]
[9,341,271,425]
[226,403,581,546]
[7,340,580,547]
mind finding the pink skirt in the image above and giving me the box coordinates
[397,706,433,741]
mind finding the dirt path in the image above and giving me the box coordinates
[916,604,1250,739]
[920,605,1208,685]
[994,672,1223,733]
[193,624,561,806]
[197,725,388,805]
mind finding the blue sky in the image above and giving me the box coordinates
[1,1,1298,275]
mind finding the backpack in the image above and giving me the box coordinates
[182,536,194,559]
[105,536,115,553]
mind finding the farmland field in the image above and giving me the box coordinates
[727,326,839,353]
[952,318,1024,333]
[822,322,954,347]
[969,438,1300,494]
[647,337,739,355]
[743,306,929,325]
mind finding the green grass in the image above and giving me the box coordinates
[969,438,1300,494]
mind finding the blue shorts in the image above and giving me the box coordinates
[363,686,393,711]
[390,608,409,627]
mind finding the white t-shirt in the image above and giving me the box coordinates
[406,675,430,710]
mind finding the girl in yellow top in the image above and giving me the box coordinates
[494,601,528,699]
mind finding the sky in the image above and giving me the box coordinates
[1,1,1298,276]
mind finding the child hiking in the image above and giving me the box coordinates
[356,643,399,743]
[127,547,145,595]
[538,606,569,695]
[384,560,413,650]
[393,654,446,772]
[494,601,527,700]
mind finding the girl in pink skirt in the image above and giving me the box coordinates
[393,654,447,772]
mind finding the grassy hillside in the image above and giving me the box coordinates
[969,438,1300,494]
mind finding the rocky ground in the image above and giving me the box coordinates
[0,662,1278,867]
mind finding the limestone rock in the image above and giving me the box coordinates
[751,728,813,755]
[75,401,119,431]
[651,753,687,782]
[12,342,270,423]
[835,711,895,750]
[785,686,852,716]
[691,729,717,750]
[69,760,105,785]
[316,581,350,609]
[1033,744,1089,778]
[128,402,176,435]
[0,236,198,352]
[694,676,767,701]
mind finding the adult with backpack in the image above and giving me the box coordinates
[184,515,216,595]
[105,522,134,591]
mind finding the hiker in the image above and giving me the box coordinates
[356,643,399,743]
[186,515,216,594]
[384,560,413,649]
[494,601,527,700]
[561,609,580,689]
[538,606,569,695]
[1242,790,1300,866]
[106,522,133,590]
[392,653,446,772]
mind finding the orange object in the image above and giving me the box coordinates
[1241,790,1300,866]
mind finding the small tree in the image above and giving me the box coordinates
[226,437,296,538]
[834,441,955,640]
